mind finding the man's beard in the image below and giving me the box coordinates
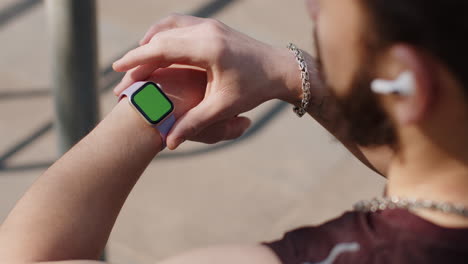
[330,66,397,147]
[312,29,396,147]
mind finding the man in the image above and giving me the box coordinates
[1,0,468,263]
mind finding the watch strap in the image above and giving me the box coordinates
[118,81,146,101]
[153,114,175,149]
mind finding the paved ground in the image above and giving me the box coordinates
[0,1,385,263]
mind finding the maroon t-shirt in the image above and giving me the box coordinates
[264,209,468,263]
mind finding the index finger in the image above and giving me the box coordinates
[113,28,209,72]
[140,14,203,45]
[113,64,160,96]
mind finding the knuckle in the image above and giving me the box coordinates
[196,19,228,61]
[148,26,171,44]
[146,22,158,34]
[148,33,159,45]
[149,13,181,35]
[209,35,228,62]
[204,18,224,33]
[149,33,168,50]
[165,13,182,23]
[142,44,158,57]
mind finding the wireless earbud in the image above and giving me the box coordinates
[371,71,415,96]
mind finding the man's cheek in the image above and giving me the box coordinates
[316,30,345,96]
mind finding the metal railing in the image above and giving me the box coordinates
[46,0,99,154]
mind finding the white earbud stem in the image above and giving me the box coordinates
[371,71,415,96]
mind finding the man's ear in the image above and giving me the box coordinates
[376,45,438,126]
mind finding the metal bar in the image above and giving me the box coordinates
[0,0,41,29]
[45,0,99,155]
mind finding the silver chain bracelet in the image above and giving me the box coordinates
[287,43,312,117]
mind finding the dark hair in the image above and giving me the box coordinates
[361,0,468,97]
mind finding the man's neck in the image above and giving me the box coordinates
[387,139,468,228]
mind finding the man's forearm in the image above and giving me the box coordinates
[0,101,161,262]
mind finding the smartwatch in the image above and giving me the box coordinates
[119,81,176,148]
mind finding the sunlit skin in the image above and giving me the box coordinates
[1,0,468,263]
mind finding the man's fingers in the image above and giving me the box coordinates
[113,64,161,96]
[113,44,169,72]
[188,117,251,144]
[167,97,227,150]
[139,14,203,45]
[113,27,208,72]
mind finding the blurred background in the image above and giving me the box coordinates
[0,0,384,263]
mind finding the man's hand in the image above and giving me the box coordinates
[113,14,302,149]
[145,67,251,144]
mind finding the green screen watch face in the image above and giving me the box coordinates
[131,82,174,125]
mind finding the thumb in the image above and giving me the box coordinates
[168,97,227,150]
